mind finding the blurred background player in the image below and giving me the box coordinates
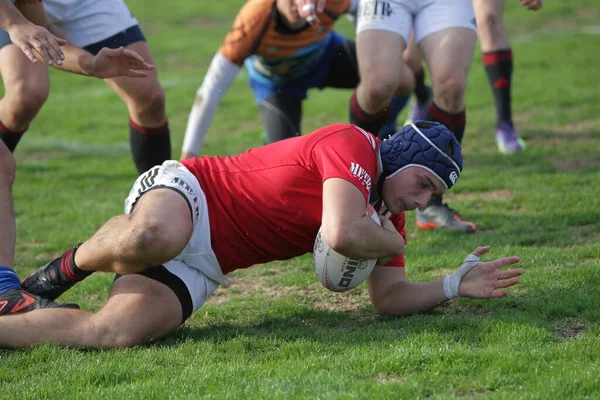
[348,0,478,233]
[474,0,542,154]
[0,0,169,175]
[0,0,153,315]
[406,0,543,154]
[180,0,409,159]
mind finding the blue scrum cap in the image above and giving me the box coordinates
[379,121,463,190]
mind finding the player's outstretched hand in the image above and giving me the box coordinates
[294,0,326,27]
[7,22,66,65]
[520,0,543,11]
[458,246,523,299]
[92,46,155,79]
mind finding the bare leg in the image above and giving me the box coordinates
[419,27,477,114]
[75,189,193,275]
[356,30,413,115]
[0,274,182,349]
[103,41,169,173]
[0,44,49,151]
[0,140,15,267]
[473,0,509,52]
[104,41,166,127]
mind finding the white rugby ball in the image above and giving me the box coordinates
[313,205,381,292]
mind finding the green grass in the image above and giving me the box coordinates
[1,1,600,398]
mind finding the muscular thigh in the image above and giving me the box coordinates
[104,41,164,109]
[419,27,477,87]
[98,274,184,346]
[0,45,49,100]
[356,30,407,84]
[100,260,219,346]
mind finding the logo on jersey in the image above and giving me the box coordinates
[358,0,394,20]
[449,171,458,185]
[349,162,372,191]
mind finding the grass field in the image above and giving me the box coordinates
[1,1,600,398]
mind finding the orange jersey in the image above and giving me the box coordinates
[219,0,351,81]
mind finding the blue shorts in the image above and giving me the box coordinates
[0,28,11,51]
[248,32,346,104]
[0,24,145,54]
[0,1,16,49]
[83,25,146,55]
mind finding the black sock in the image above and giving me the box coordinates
[413,68,431,105]
[0,122,26,152]
[425,102,466,144]
[349,90,387,136]
[58,244,92,283]
[483,49,513,127]
[129,119,171,175]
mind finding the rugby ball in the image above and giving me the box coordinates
[313,205,381,292]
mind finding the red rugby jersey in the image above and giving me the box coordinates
[181,123,406,274]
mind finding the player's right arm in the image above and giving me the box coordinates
[315,125,405,260]
[2,0,66,64]
[181,1,271,159]
[15,0,153,78]
[321,178,404,261]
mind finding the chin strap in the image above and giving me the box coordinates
[443,253,481,299]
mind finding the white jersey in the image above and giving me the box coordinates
[44,0,138,48]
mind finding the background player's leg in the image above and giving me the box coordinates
[0,43,49,151]
[474,0,524,154]
[259,94,302,144]
[104,40,170,174]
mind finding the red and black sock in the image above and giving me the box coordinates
[129,119,171,175]
[0,122,26,152]
[349,90,387,136]
[413,68,431,105]
[58,245,92,283]
[425,102,466,144]
[483,49,513,127]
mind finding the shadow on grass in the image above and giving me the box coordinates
[154,282,600,349]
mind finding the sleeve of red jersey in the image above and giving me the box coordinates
[312,124,378,204]
[383,212,406,267]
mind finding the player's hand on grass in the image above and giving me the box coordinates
[91,46,155,79]
[294,0,326,27]
[458,246,522,299]
[7,21,66,65]
[520,0,543,11]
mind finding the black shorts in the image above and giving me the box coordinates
[84,25,146,55]
[114,265,193,323]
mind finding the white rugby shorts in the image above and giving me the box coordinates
[43,0,138,48]
[356,0,476,43]
[125,161,228,314]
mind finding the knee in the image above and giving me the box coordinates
[3,83,48,126]
[360,74,401,111]
[434,74,467,112]
[114,215,188,274]
[129,85,166,120]
[477,11,503,36]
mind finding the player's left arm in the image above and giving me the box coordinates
[16,0,153,78]
[367,246,523,316]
